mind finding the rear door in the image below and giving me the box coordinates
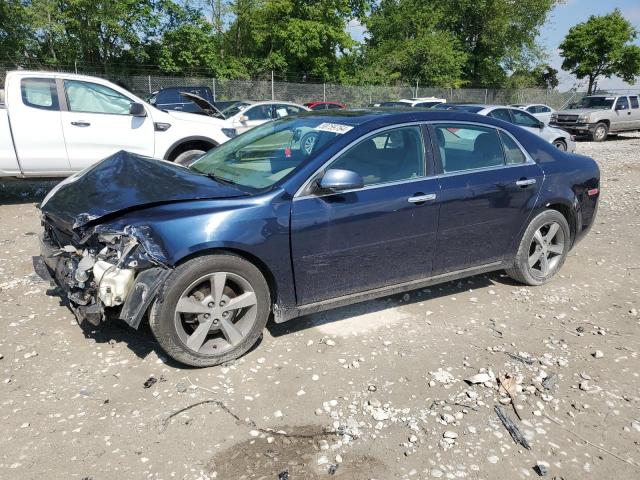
[629,96,640,129]
[430,122,543,274]
[8,77,70,174]
[290,124,440,305]
[60,78,155,169]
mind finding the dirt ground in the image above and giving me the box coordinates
[1,135,639,480]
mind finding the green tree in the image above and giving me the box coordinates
[0,0,33,61]
[359,0,467,87]
[559,9,640,94]
[508,64,559,89]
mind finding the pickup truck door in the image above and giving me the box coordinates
[627,96,640,129]
[612,96,632,131]
[7,77,70,174]
[60,79,155,170]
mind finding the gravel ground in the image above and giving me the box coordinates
[1,135,639,480]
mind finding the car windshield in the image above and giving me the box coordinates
[220,101,251,117]
[575,97,615,109]
[190,116,350,189]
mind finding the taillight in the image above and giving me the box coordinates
[587,188,599,196]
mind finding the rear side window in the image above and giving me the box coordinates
[245,104,273,120]
[21,78,59,111]
[327,103,343,109]
[433,124,504,173]
[631,96,639,109]
[499,131,527,165]
[488,109,512,122]
[538,106,551,113]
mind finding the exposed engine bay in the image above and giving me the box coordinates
[36,219,171,328]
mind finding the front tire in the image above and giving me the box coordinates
[174,149,206,167]
[552,139,567,151]
[149,254,270,367]
[506,210,570,286]
[591,122,608,142]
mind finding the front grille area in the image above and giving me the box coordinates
[556,115,579,123]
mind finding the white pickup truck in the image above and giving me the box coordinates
[0,71,231,177]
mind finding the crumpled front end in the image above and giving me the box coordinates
[35,219,171,328]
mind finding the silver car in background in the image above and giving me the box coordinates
[450,104,576,152]
[509,103,556,124]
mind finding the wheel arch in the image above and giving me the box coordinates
[174,247,279,306]
[164,136,218,161]
[541,200,579,245]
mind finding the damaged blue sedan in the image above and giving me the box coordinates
[36,110,600,366]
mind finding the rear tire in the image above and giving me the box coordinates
[506,210,570,286]
[591,122,608,142]
[149,254,271,367]
[174,149,206,167]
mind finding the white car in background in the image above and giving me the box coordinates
[509,103,556,124]
[1,70,234,175]
[379,97,447,108]
[212,100,310,138]
[450,104,576,152]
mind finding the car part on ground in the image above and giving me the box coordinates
[36,109,599,367]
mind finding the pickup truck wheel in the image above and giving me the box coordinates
[506,210,570,286]
[552,139,567,151]
[174,149,205,167]
[149,254,271,367]
[591,122,608,142]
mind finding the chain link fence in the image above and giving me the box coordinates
[0,64,618,110]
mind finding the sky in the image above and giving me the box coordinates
[346,0,640,91]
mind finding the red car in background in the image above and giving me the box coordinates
[304,101,346,110]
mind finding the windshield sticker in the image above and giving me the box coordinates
[606,97,615,100]
[315,122,353,134]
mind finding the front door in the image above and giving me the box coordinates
[613,96,632,131]
[233,104,274,135]
[60,79,155,170]
[291,125,440,305]
[430,123,543,274]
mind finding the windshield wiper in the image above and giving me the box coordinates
[206,173,239,186]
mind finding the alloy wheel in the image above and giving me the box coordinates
[173,272,258,354]
[594,126,606,141]
[527,221,565,277]
[302,133,318,155]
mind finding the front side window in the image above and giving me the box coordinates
[245,104,273,121]
[191,117,354,189]
[539,106,551,113]
[21,78,59,111]
[488,109,512,122]
[525,106,537,113]
[330,126,425,186]
[433,124,504,173]
[631,96,639,109]
[511,109,541,127]
[65,80,132,115]
[616,97,629,110]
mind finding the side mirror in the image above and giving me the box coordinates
[130,102,147,117]
[318,169,364,191]
[239,114,249,123]
[615,104,627,111]
[538,121,545,129]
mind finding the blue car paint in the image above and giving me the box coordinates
[39,110,600,326]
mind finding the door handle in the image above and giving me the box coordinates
[408,193,437,204]
[516,178,536,187]
[71,121,91,127]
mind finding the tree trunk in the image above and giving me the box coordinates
[587,75,594,95]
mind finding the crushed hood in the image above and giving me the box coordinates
[40,151,246,232]
[179,91,226,118]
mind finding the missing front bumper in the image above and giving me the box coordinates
[35,233,171,329]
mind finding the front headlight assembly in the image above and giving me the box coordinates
[578,113,591,123]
